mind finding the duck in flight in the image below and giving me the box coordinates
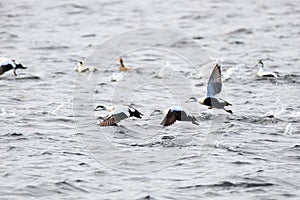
[74,61,97,73]
[118,57,131,71]
[186,64,233,114]
[0,57,27,76]
[94,105,143,126]
[256,60,278,78]
[151,106,199,126]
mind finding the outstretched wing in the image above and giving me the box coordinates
[99,115,118,126]
[206,64,222,97]
[99,111,128,126]
[160,109,177,126]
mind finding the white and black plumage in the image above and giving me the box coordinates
[186,64,233,114]
[256,60,278,78]
[0,57,26,76]
[94,105,143,126]
[74,61,97,73]
[151,106,199,126]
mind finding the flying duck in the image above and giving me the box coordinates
[0,57,26,76]
[256,60,278,78]
[151,106,199,126]
[186,64,233,114]
[94,105,143,126]
[74,61,97,72]
[118,57,131,71]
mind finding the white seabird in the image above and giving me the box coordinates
[0,57,27,76]
[74,61,97,73]
[94,105,143,126]
[186,64,233,114]
[151,106,199,126]
[256,60,278,78]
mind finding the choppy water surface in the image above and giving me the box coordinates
[0,0,300,199]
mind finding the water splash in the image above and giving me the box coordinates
[284,123,297,135]
[223,67,238,81]
[264,97,285,117]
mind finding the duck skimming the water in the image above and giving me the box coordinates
[256,60,278,78]
[95,105,142,126]
[186,64,233,114]
[0,57,27,76]
[151,106,199,126]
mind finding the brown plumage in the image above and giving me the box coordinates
[99,112,128,126]
[159,108,199,126]
[98,106,142,127]
[118,57,130,71]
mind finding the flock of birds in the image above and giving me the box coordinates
[93,63,233,127]
[0,56,280,127]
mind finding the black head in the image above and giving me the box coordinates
[185,97,197,103]
[129,108,143,118]
[12,60,27,69]
[150,109,162,116]
[94,105,105,111]
[15,63,27,69]
[79,61,83,65]
[256,60,264,68]
[11,60,26,76]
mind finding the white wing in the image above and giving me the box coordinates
[206,64,222,97]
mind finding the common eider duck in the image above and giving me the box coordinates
[74,61,97,72]
[95,105,142,126]
[118,57,131,71]
[0,57,26,76]
[151,106,199,126]
[186,64,233,114]
[256,60,278,78]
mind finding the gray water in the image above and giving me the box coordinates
[1,0,300,199]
